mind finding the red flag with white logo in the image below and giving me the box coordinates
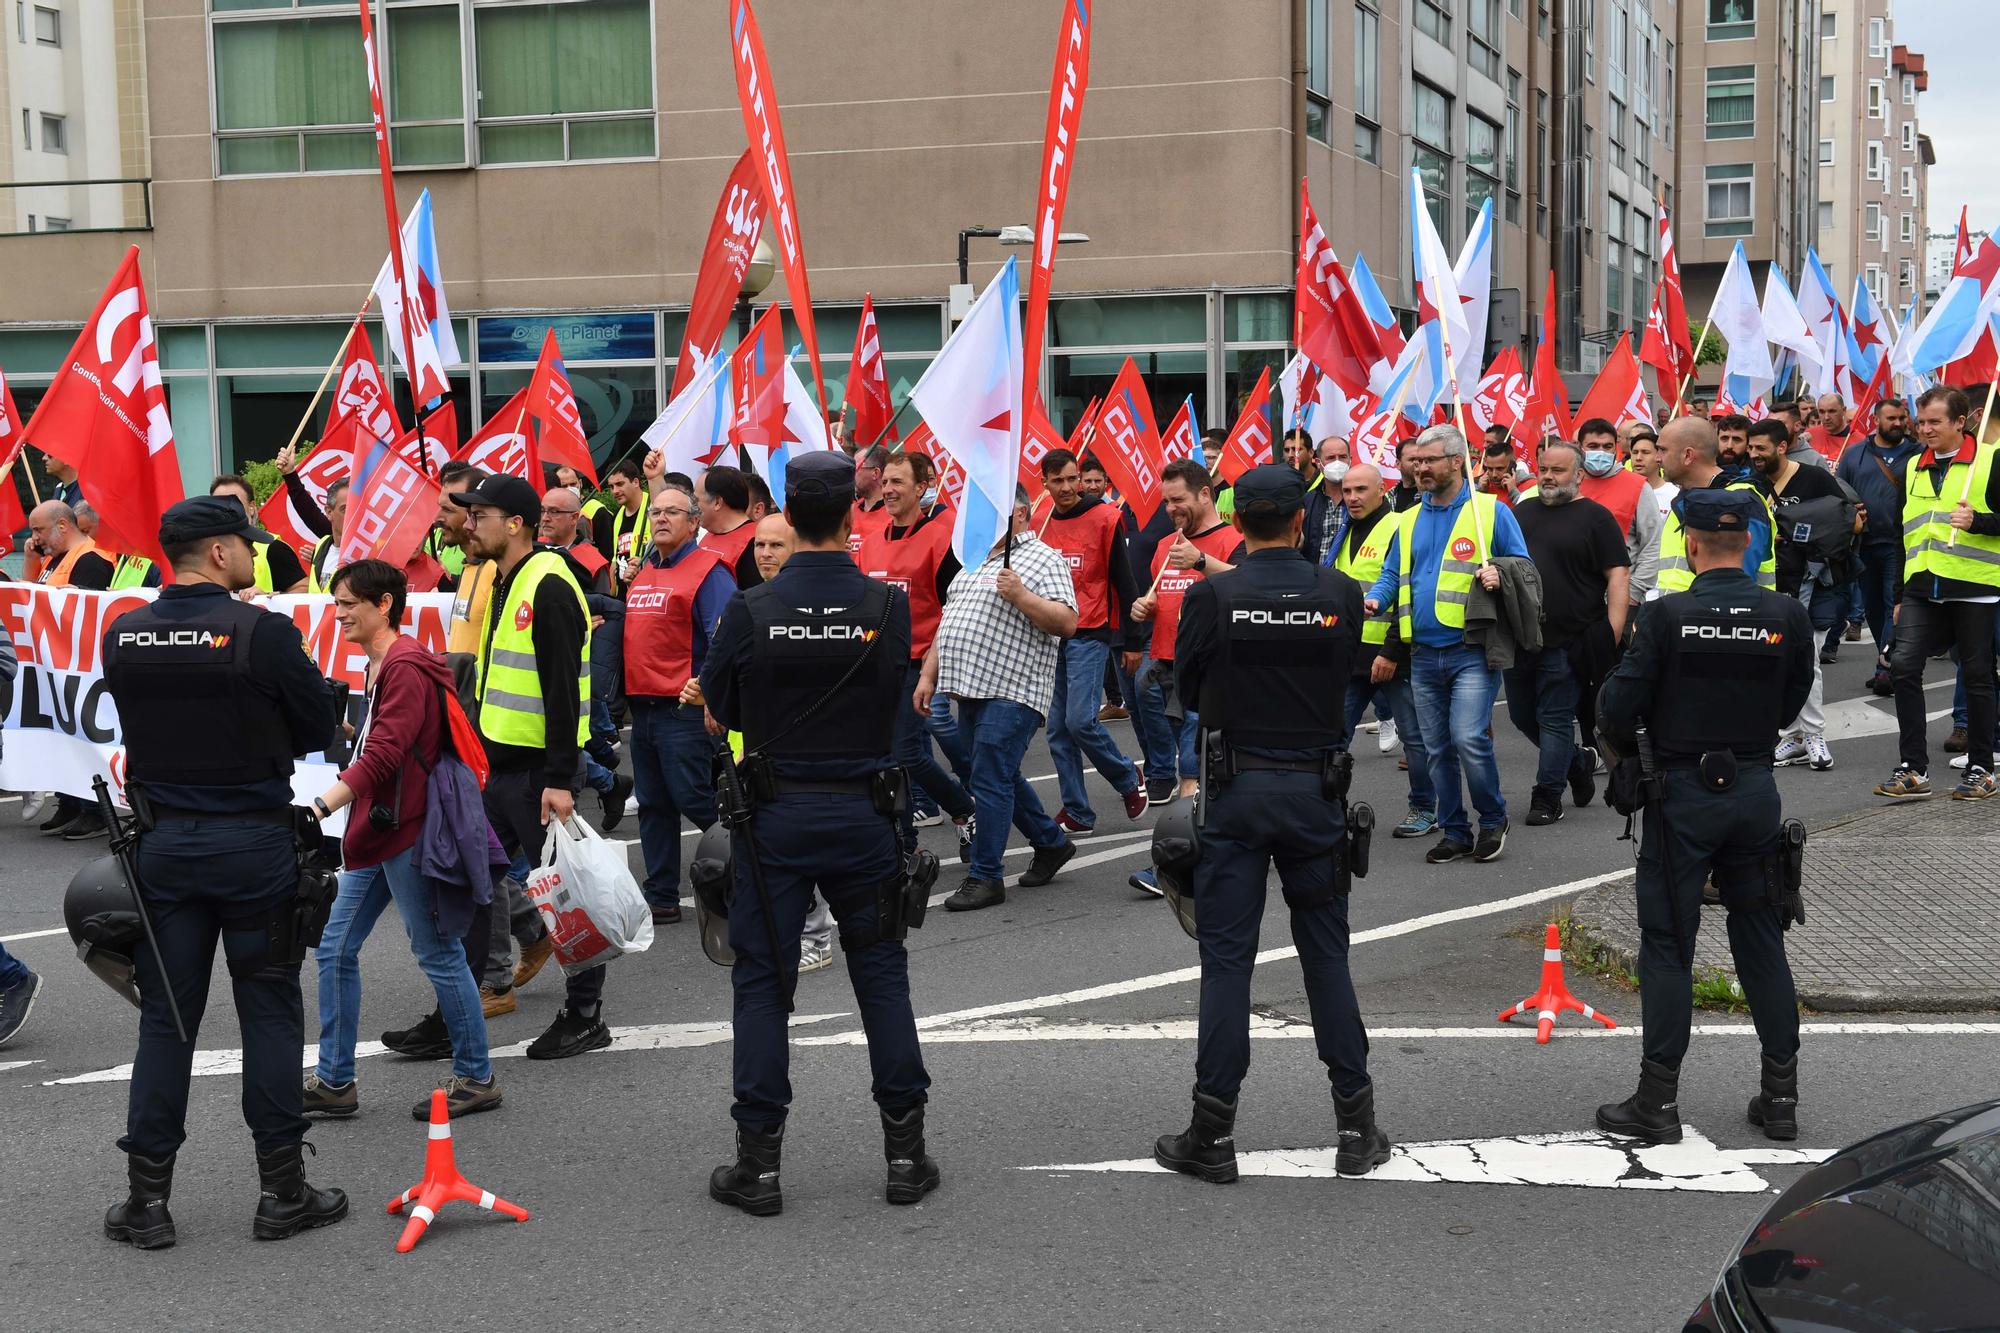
[1161,396,1200,467]
[674,151,765,398]
[1574,338,1651,429]
[527,329,597,486]
[904,420,966,511]
[401,401,457,476]
[728,304,787,458]
[1021,0,1092,425]
[324,322,403,475]
[340,423,442,570]
[1065,396,1101,455]
[18,246,184,569]
[1018,400,1065,501]
[1296,190,1383,396]
[1519,273,1573,459]
[1214,366,1274,485]
[258,445,351,565]
[847,293,898,448]
[455,390,534,481]
[1467,347,1528,432]
[1094,358,1165,526]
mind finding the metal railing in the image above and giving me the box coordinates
[0,177,153,236]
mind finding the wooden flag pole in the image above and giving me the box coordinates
[279,302,371,462]
[1946,376,2000,548]
[1429,312,1488,565]
[1669,319,1713,419]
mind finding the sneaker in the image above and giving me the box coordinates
[911,808,946,829]
[1818,646,1838,665]
[1952,766,1997,801]
[1129,868,1165,898]
[1424,837,1475,865]
[1844,622,1862,642]
[480,985,516,1018]
[417,1073,502,1120]
[1951,753,1970,770]
[1019,839,1076,888]
[1053,809,1094,835]
[598,772,634,833]
[61,810,107,841]
[1360,720,1380,734]
[1122,767,1149,820]
[1392,808,1438,839]
[1525,794,1564,826]
[1945,728,1969,754]
[1866,669,1894,698]
[19,791,48,823]
[1773,738,1809,767]
[1145,776,1177,806]
[1569,746,1599,806]
[1474,821,1508,863]
[1874,765,1932,800]
[512,934,554,989]
[525,1007,612,1060]
[799,940,835,973]
[1097,703,1130,722]
[0,969,42,1048]
[955,814,975,858]
[1806,736,1834,771]
[381,1009,452,1060]
[944,877,1005,912]
[1377,719,1399,754]
[302,1073,358,1118]
[38,808,77,836]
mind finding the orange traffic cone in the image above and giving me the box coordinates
[386,1089,530,1252]
[1498,923,1617,1044]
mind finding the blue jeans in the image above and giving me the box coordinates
[1129,654,1179,779]
[1502,646,1582,803]
[0,940,30,988]
[928,693,972,783]
[630,697,718,909]
[1856,540,1901,657]
[1411,643,1506,843]
[960,696,1066,881]
[314,844,491,1084]
[896,660,973,848]
[582,752,617,794]
[589,613,624,754]
[1344,673,1435,812]
[1045,637,1139,826]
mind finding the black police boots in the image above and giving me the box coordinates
[104,1152,176,1250]
[251,1142,349,1241]
[1333,1084,1393,1177]
[710,1125,784,1217]
[1596,1058,1683,1145]
[1747,1054,1799,1141]
[881,1106,942,1205]
[1154,1088,1238,1183]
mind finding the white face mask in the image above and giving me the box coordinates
[1324,461,1350,483]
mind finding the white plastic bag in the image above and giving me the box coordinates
[524,817,654,977]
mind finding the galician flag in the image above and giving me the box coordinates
[908,255,1024,569]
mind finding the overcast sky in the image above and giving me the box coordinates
[1888,1,1990,232]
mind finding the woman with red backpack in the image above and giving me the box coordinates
[302,559,503,1121]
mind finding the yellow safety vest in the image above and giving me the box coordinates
[475,549,591,748]
[611,502,650,567]
[1903,442,2000,588]
[1655,479,1777,593]
[1333,511,1396,646]
[108,555,153,591]
[1394,490,1499,641]
[306,537,335,594]
[251,540,275,593]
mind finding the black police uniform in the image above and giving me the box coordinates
[698,450,935,1214]
[99,496,343,1246]
[1152,464,1390,1183]
[1596,489,1815,1146]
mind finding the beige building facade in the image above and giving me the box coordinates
[1814,0,1929,319]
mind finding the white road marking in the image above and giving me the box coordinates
[0,926,70,944]
[1024,1126,1833,1193]
[0,1059,40,1072]
[929,830,1153,904]
[1821,696,1953,743]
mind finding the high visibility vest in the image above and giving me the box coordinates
[1655,480,1777,593]
[448,558,497,656]
[108,555,154,590]
[476,549,591,749]
[251,540,276,594]
[1394,491,1498,641]
[1333,511,1396,645]
[610,502,651,587]
[307,537,335,594]
[39,538,100,587]
[581,497,608,527]
[1903,441,2000,588]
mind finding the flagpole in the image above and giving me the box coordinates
[278,302,372,463]
[1430,311,1488,564]
[356,0,433,478]
[15,456,42,506]
[1946,377,2000,549]
[1670,319,1714,419]
[638,345,733,472]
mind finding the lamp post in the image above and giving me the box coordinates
[734,234,777,344]
[951,224,1089,323]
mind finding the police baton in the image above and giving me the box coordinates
[93,776,188,1044]
[1633,728,1691,972]
[716,758,795,1015]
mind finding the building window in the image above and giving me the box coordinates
[38,112,63,154]
[42,215,69,231]
[474,1,654,165]
[1902,258,1917,291]
[1865,203,1882,241]
[1664,39,1676,145]
[1467,112,1500,236]
[1868,16,1886,57]
[1534,88,1548,236]
[1902,122,1916,153]
[1819,75,1834,103]
[1705,163,1753,238]
[1305,0,1329,143]
[32,2,55,46]
[1902,74,1915,105]
[1867,80,1884,118]
[1819,11,1834,39]
[1901,165,1915,197]
[1353,4,1379,163]
[1608,97,1626,169]
[1416,0,1451,46]
[1817,138,1832,165]
[1865,265,1884,304]
[1607,0,1628,101]
[1707,0,1752,41]
[1468,0,1500,80]
[1413,81,1453,243]
[1901,212,1915,243]
[1607,196,1627,324]
[1816,200,1832,230]
[1705,66,1754,139]
[1504,68,1522,223]
[1866,142,1883,180]
[20,107,29,148]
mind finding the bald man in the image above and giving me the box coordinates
[29,501,114,590]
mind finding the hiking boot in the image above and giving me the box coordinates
[1874,765,1932,800]
[1945,727,1969,754]
[0,969,42,1048]
[1053,809,1094,835]
[1392,807,1438,839]
[1474,821,1509,863]
[1746,1054,1799,1142]
[104,1152,176,1250]
[1018,839,1076,888]
[1806,736,1834,771]
[381,1009,452,1060]
[1525,793,1564,826]
[1953,765,1997,800]
[1424,837,1475,864]
[598,772,634,832]
[1596,1058,1683,1145]
[943,877,1004,912]
[301,1073,357,1118]
[525,1006,612,1060]
[480,984,516,1018]
[882,1106,942,1204]
[709,1125,784,1217]
[416,1073,502,1120]
[1334,1084,1392,1177]
[1568,746,1599,806]
[251,1142,349,1241]
[512,934,554,989]
[1773,737,1809,768]
[1153,1088,1238,1183]
[1145,776,1178,806]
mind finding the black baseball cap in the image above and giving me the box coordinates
[1679,488,1761,531]
[159,495,274,547]
[785,450,856,503]
[1231,463,1308,518]
[449,474,542,525]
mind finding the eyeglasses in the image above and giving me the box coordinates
[543,508,580,518]
[652,506,695,519]
[1405,453,1448,465]
[464,510,513,526]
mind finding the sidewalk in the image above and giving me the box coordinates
[1568,798,2000,1012]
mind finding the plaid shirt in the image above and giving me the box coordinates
[936,532,1077,718]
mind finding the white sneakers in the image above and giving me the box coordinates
[1774,738,1808,767]
[1806,736,1833,771]
[1377,720,1399,754]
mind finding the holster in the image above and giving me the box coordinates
[1775,819,1808,928]
[1203,731,1234,788]
[241,810,340,976]
[1606,754,1645,817]
[870,767,911,821]
[847,849,939,948]
[1322,750,1354,804]
[735,753,778,809]
[1346,802,1374,881]
[1698,749,1739,793]
[715,752,758,827]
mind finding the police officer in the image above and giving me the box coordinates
[1596,489,1815,1147]
[699,449,937,1216]
[99,496,346,1248]
[1151,464,1391,1183]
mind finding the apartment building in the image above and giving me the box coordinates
[1815,1,1929,319]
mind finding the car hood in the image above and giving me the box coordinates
[1732,1099,2000,1332]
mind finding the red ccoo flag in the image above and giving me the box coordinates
[1518,273,1572,458]
[19,246,184,570]
[1094,359,1166,525]
[324,323,403,475]
[1021,0,1092,422]
[455,389,534,482]
[1467,346,1528,433]
[1018,399,1066,501]
[1214,366,1274,485]
[1161,396,1200,466]
[1574,337,1651,429]
[727,304,787,458]
[674,150,767,397]
[1066,396,1101,454]
[847,293,897,447]
[258,444,352,566]
[526,329,597,486]
[340,423,442,570]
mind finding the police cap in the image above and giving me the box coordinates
[449,473,543,526]
[785,450,855,504]
[159,495,275,547]
[1679,488,1761,532]
[1231,463,1307,518]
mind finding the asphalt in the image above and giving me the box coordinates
[1,644,1995,1332]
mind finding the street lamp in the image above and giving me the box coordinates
[734,234,776,343]
[952,224,1088,321]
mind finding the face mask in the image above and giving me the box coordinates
[1324,461,1350,483]
[1582,450,1617,477]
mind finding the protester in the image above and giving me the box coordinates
[303,481,349,593]
[1749,418,1853,772]
[30,500,112,590]
[1119,468,1184,804]
[1714,414,1752,477]
[1628,430,1677,522]
[209,475,309,594]
[1479,439,1524,506]
[538,486,633,827]
[1302,434,1352,565]
[1651,416,1776,597]
[925,486,1080,912]
[1835,398,1918,696]
[695,464,764,589]
[1079,456,1111,502]
[304,559,500,1121]
[849,444,893,553]
[593,458,652,596]
[1505,441,1629,824]
[1573,417,1659,611]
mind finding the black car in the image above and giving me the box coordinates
[1687,1099,2000,1331]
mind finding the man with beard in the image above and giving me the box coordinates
[1714,414,1753,479]
[1836,398,1920,695]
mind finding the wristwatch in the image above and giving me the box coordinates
[1193,553,1209,573]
